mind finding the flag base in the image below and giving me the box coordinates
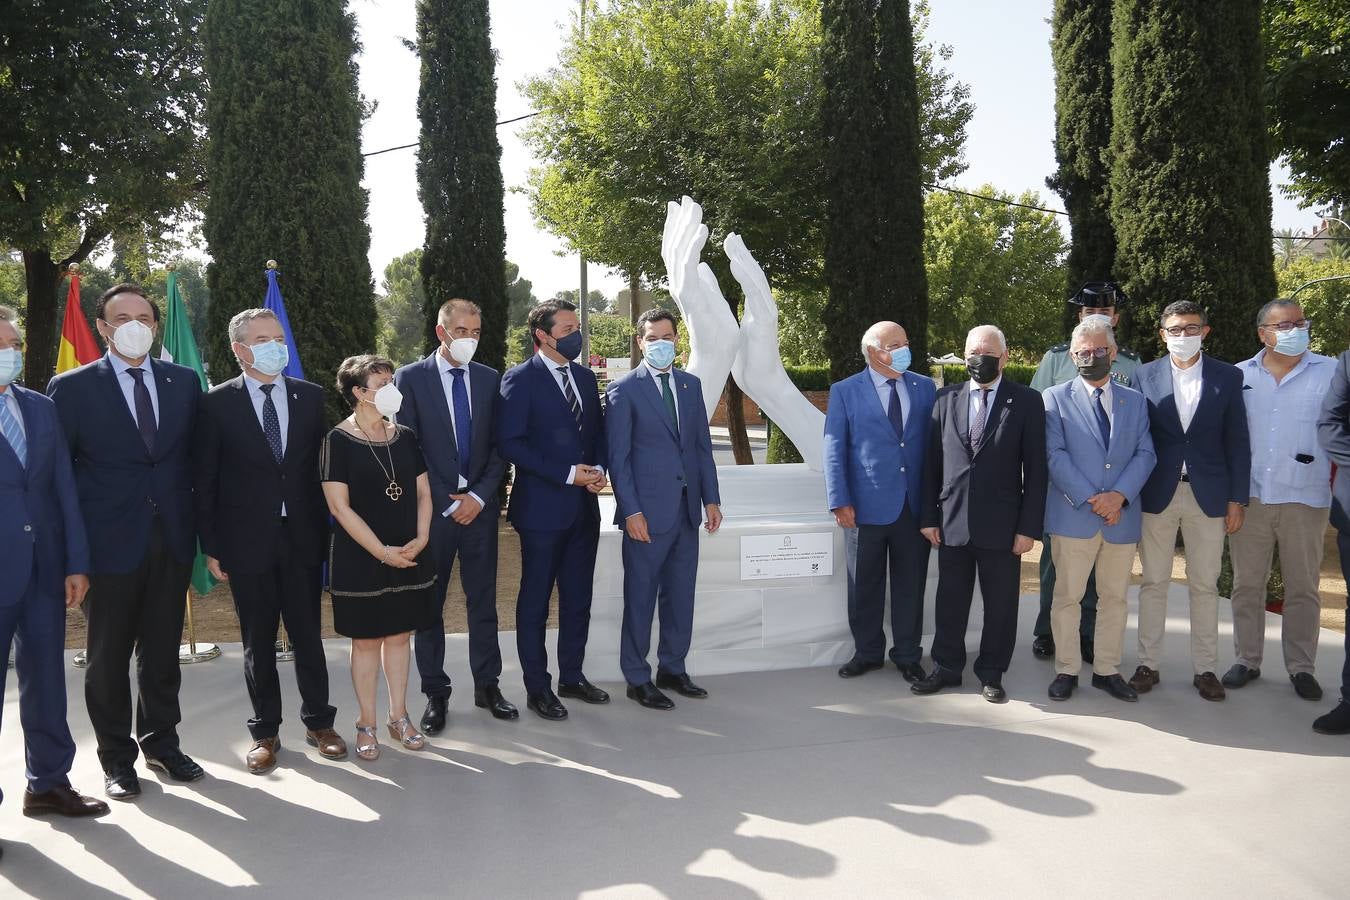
[179,643,222,664]
[72,649,88,669]
[274,640,296,662]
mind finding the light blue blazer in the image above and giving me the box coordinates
[1043,378,1156,543]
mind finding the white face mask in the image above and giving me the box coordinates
[109,320,155,359]
[1165,334,1203,361]
[448,338,478,365]
[365,383,403,418]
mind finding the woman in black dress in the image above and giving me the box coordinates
[321,355,434,761]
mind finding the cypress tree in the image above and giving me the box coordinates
[821,0,929,384]
[1109,0,1276,362]
[415,0,508,373]
[203,0,375,419]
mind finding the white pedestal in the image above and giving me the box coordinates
[585,463,944,679]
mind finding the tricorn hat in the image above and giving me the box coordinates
[1070,281,1128,308]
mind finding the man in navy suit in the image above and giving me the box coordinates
[824,321,935,683]
[606,309,722,710]
[498,299,609,720]
[0,309,107,854]
[47,284,206,800]
[913,325,1047,703]
[1042,316,1156,702]
[394,298,516,732]
[1315,347,1350,734]
[1131,300,1250,701]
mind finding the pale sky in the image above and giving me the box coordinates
[353,0,1313,302]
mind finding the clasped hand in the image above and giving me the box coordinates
[1088,491,1125,527]
[575,465,607,493]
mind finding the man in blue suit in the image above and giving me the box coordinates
[1042,316,1156,702]
[47,284,205,799]
[395,298,516,732]
[606,309,722,710]
[498,299,609,720]
[824,320,935,683]
[0,309,107,854]
[1131,300,1250,701]
[1314,346,1350,734]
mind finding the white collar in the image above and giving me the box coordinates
[969,376,1001,394]
[435,350,469,375]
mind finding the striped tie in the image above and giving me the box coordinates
[0,394,26,468]
[557,366,583,430]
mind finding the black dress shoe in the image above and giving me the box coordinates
[1048,674,1078,701]
[1080,636,1095,665]
[1031,634,1055,659]
[104,766,141,801]
[1312,700,1350,735]
[23,785,111,818]
[1221,664,1260,688]
[526,690,568,720]
[420,695,449,734]
[1291,672,1323,701]
[838,658,884,679]
[895,662,927,684]
[655,670,707,698]
[626,681,675,710]
[981,681,1008,703]
[910,670,962,695]
[474,686,521,719]
[1092,673,1138,702]
[145,750,205,783]
[558,679,611,704]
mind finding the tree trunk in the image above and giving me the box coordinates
[628,270,642,368]
[724,377,755,465]
[21,249,62,394]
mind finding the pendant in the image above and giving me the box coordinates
[386,481,403,501]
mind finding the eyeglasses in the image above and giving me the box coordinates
[1070,347,1111,361]
[1162,324,1205,337]
[1259,319,1311,333]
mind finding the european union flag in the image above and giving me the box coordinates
[263,262,305,380]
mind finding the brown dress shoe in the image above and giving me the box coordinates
[1128,666,1160,693]
[246,736,280,774]
[23,785,110,818]
[1193,672,1226,701]
[306,728,349,760]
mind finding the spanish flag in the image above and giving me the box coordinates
[55,270,100,373]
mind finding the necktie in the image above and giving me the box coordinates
[1093,386,1111,449]
[0,394,26,468]
[127,367,157,452]
[449,368,472,473]
[658,372,679,433]
[260,383,284,463]
[969,387,989,450]
[557,365,583,430]
[886,378,905,441]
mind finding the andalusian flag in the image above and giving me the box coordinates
[159,271,216,594]
[55,269,100,373]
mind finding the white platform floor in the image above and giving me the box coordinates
[3,584,1348,899]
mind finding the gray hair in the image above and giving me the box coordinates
[228,308,280,344]
[965,324,1007,354]
[1071,314,1117,350]
[860,321,892,360]
[1255,297,1300,328]
[0,305,21,344]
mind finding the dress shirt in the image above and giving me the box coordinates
[433,351,482,515]
[108,350,160,425]
[539,351,602,485]
[1239,349,1334,507]
[642,359,679,428]
[869,366,911,425]
[245,373,288,515]
[1079,375,1114,433]
[1171,355,1203,476]
[0,387,25,440]
[967,376,1002,437]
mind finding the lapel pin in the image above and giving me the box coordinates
[293,393,298,400]
[165,376,173,383]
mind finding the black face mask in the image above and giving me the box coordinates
[1076,355,1112,382]
[966,354,1000,385]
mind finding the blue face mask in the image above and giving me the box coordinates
[888,346,911,373]
[248,340,289,377]
[643,339,676,370]
[1273,326,1310,357]
[554,330,584,361]
[0,347,22,386]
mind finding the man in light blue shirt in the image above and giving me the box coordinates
[1224,299,1336,701]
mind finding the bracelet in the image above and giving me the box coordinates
[380,545,391,565]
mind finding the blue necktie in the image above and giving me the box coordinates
[886,378,905,441]
[0,394,26,468]
[557,366,583,430]
[260,383,284,463]
[450,368,472,473]
[1093,387,1111,449]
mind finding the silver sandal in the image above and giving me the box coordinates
[354,723,380,761]
[387,715,426,751]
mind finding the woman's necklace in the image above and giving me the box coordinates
[353,416,402,501]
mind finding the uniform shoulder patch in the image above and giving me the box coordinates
[1048,342,1069,353]
[1118,347,1140,360]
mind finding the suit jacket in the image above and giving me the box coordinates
[193,375,329,574]
[605,364,720,534]
[1043,379,1156,543]
[1316,349,1350,531]
[823,368,935,525]
[0,385,90,605]
[921,378,1048,549]
[1135,354,1250,517]
[394,354,506,517]
[47,355,199,573]
[497,352,607,530]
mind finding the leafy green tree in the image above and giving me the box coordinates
[0,1,207,389]
[506,260,538,326]
[1110,0,1277,362]
[552,289,609,316]
[376,250,429,367]
[203,0,375,418]
[1272,228,1308,269]
[416,0,508,373]
[1275,254,1350,355]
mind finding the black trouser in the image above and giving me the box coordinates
[849,505,931,666]
[228,519,335,740]
[930,542,1021,684]
[83,518,192,771]
[1033,533,1098,639]
[416,503,502,697]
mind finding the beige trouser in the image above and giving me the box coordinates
[1137,482,1226,674]
[1229,497,1329,675]
[1050,532,1136,676]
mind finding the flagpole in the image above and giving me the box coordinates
[66,263,92,671]
[179,588,221,664]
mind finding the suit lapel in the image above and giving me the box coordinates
[426,355,457,452]
[280,376,304,464]
[634,365,679,442]
[231,376,273,464]
[1070,379,1108,451]
[954,383,971,451]
[970,381,1006,458]
[97,357,149,458]
[0,388,28,476]
[674,369,697,447]
[532,353,576,424]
